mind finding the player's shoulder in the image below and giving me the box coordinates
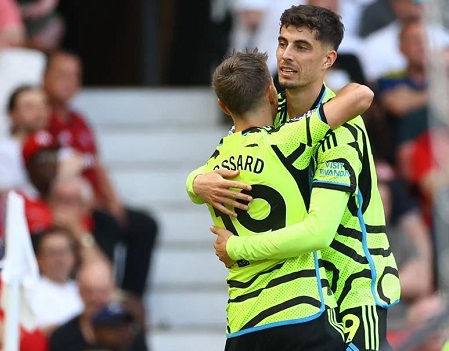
[338,115,366,130]
[331,115,368,140]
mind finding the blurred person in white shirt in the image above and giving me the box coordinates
[30,227,84,337]
[0,85,49,198]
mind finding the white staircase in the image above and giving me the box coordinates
[72,88,231,351]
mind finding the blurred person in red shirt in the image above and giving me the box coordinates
[20,130,154,300]
[43,49,158,298]
[43,50,124,221]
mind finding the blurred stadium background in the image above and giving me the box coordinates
[2,0,449,350]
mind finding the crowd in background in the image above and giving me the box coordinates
[1,0,449,350]
[0,1,159,350]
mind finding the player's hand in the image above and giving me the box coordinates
[193,169,252,217]
[210,225,235,268]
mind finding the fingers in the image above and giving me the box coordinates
[214,168,240,178]
[213,202,238,217]
[210,226,230,237]
[227,181,252,192]
[221,185,252,199]
[211,189,252,206]
[215,169,252,191]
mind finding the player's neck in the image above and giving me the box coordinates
[233,110,273,133]
[285,81,324,118]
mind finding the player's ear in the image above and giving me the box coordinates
[267,82,277,106]
[217,99,231,116]
[323,50,337,69]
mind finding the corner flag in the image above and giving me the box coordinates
[1,191,39,351]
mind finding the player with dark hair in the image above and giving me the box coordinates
[197,48,374,351]
[187,5,401,351]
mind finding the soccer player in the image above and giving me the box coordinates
[198,48,374,351]
[186,5,401,351]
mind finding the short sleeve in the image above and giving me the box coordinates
[312,122,362,193]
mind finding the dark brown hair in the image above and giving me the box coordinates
[280,5,345,50]
[212,49,271,116]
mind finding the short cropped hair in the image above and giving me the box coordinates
[280,5,345,51]
[212,49,271,116]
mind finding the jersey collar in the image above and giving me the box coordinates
[310,84,327,111]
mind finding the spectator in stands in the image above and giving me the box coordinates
[228,0,302,91]
[306,0,368,90]
[92,301,148,351]
[404,294,449,351]
[21,130,65,234]
[376,159,434,332]
[48,175,122,269]
[409,126,449,228]
[43,49,158,298]
[0,54,46,139]
[404,47,449,231]
[360,0,449,83]
[358,0,396,38]
[18,0,65,53]
[0,0,25,48]
[375,19,449,232]
[49,261,148,351]
[29,227,84,337]
[376,18,429,173]
[0,85,49,198]
[20,132,152,303]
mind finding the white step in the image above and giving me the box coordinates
[151,248,227,287]
[72,88,222,127]
[155,207,213,246]
[147,289,228,329]
[108,167,209,208]
[96,126,229,167]
[148,330,225,351]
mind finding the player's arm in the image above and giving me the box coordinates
[186,165,207,204]
[215,108,370,262]
[190,83,373,215]
[185,165,253,216]
[213,187,349,262]
[321,82,373,129]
